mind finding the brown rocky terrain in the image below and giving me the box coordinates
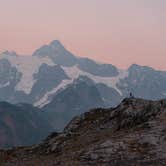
[1,98,166,166]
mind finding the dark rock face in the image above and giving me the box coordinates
[96,83,122,107]
[78,57,119,77]
[1,98,166,165]
[0,59,22,103]
[29,64,69,103]
[33,40,77,67]
[118,64,166,100]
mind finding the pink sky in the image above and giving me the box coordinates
[0,0,166,70]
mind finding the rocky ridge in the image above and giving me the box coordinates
[1,98,166,165]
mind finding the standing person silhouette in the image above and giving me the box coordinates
[129,92,134,98]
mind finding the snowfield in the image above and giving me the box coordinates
[0,53,54,94]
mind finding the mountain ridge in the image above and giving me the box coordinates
[0,101,53,149]
[1,98,166,165]
[0,40,166,137]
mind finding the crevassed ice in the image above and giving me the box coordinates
[62,65,128,96]
[0,54,54,94]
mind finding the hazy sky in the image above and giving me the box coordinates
[0,0,166,70]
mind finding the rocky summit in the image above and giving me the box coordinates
[1,98,166,166]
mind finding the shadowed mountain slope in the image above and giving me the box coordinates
[0,102,53,149]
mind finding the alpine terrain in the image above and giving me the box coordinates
[1,98,166,165]
[0,40,166,109]
[0,40,166,148]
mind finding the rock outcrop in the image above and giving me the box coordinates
[1,98,166,166]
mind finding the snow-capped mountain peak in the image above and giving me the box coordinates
[0,40,166,108]
[32,40,67,58]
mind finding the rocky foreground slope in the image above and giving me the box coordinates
[1,98,166,166]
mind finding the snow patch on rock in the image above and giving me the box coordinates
[35,65,128,107]
[34,79,73,107]
[0,82,10,88]
[163,92,166,96]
